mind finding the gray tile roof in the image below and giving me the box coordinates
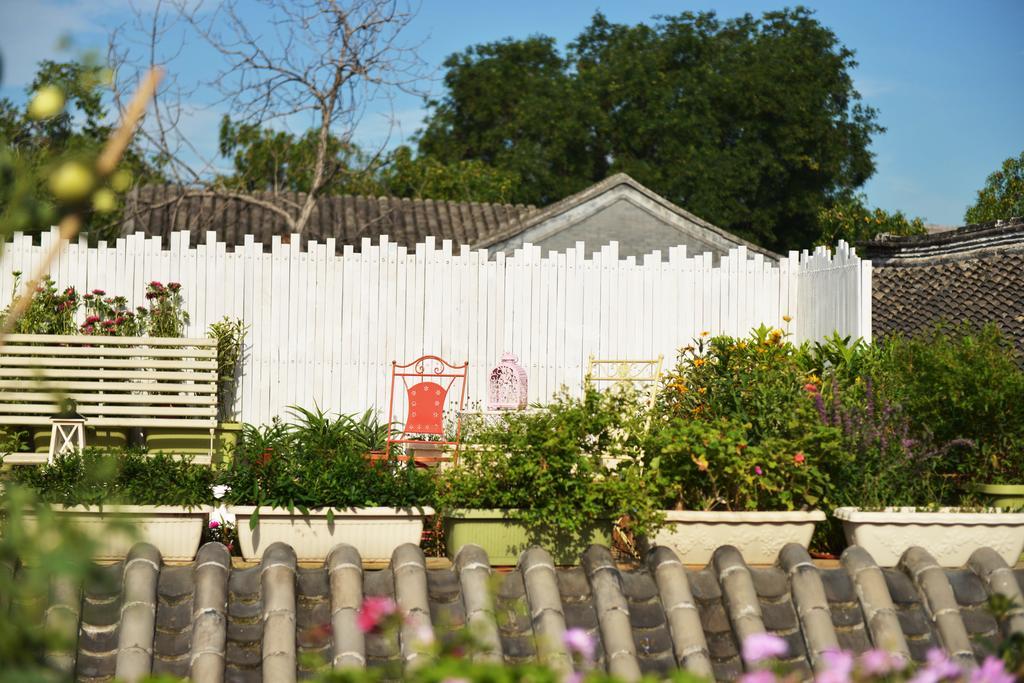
[120,186,538,253]
[864,217,1024,354]
[30,541,1024,682]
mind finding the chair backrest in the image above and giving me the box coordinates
[586,355,665,407]
[385,355,468,451]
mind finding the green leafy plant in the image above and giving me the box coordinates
[0,272,78,334]
[79,288,147,336]
[222,408,433,527]
[10,447,215,508]
[440,387,665,554]
[145,280,189,337]
[207,316,248,420]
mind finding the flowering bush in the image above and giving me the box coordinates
[443,386,666,553]
[145,280,190,337]
[1,272,78,334]
[80,289,147,336]
[648,327,846,512]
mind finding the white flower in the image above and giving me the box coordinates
[212,484,230,500]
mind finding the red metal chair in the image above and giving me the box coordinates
[377,355,468,466]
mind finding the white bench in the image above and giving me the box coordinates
[0,334,218,465]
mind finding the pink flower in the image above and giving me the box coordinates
[92,289,105,296]
[357,596,397,633]
[208,520,220,529]
[970,656,1015,683]
[858,649,905,676]
[742,632,788,664]
[562,627,595,661]
[909,649,962,683]
[168,282,181,292]
[817,649,854,683]
[754,466,763,476]
[739,672,777,683]
[793,452,806,465]
[85,315,100,324]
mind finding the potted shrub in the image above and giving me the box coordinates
[207,316,248,462]
[9,447,214,560]
[642,328,842,564]
[220,407,434,561]
[438,387,664,565]
[823,324,1024,565]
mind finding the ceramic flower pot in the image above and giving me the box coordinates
[974,484,1024,510]
[33,426,127,453]
[22,504,209,561]
[144,428,213,464]
[834,506,1024,566]
[232,505,434,562]
[442,509,613,566]
[646,509,826,565]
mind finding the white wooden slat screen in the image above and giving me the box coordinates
[0,230,872,425]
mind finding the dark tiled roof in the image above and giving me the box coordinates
[865,217,1024,353]
[34,541,1023,682]
[120,185,538,253]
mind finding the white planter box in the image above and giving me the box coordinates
[648,509,826,565]
[233,506,434,562]
[24,504,208,561]
[834,507,1024,567]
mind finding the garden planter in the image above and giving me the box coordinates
[213,422,242,464]
[443,509,612,565]
[23,504,208,561]
[646,510,826,565]
[834,506,1024,567]
[975,484,1024,510]
[33,427,127,453]
[144,428,213,464]
[232,506,434,562]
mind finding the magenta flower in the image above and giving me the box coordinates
[85,315,100,324]
[742,632,788,664]
[816,649,855,683]
[92,289,105,296]
[739,672,777,683]
[909,649,962,683]
[562,627,596,661]
[356,596,397,633]
[858,649,905,676]
[970,656,1014,683]
[754,465,763,476]
[208,520,220,529]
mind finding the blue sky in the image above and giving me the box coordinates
[1,0,1021,227]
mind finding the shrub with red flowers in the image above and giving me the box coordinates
[145,280,189,337]
[1,272,79,334]
[80,292,147,337]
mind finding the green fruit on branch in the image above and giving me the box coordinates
[48,160,95,202]
[28,85,66,120]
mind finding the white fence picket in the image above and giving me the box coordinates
[0,231,871,424]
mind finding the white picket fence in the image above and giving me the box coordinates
[0,229,871,425]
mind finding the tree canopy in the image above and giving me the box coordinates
[417,8,883,252]
[964,150,1024,224]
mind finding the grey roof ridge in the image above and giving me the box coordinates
[471,173,782,260]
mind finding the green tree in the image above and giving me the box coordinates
[0,59,161,236]
[379,145,520,204]
[816,195,926,246]
[418,8,882,252]
[964,150,1024,224]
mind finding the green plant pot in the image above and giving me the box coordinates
[145,428,213,463]
[443,509,612,566]
[33,426,127,453]
[975,484,1024,510]
[216,422,243,464]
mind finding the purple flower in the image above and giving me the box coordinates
[816,649,854,683]
[562,627,595,661]
[742,632,788,664]
[970,656,1014,683]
